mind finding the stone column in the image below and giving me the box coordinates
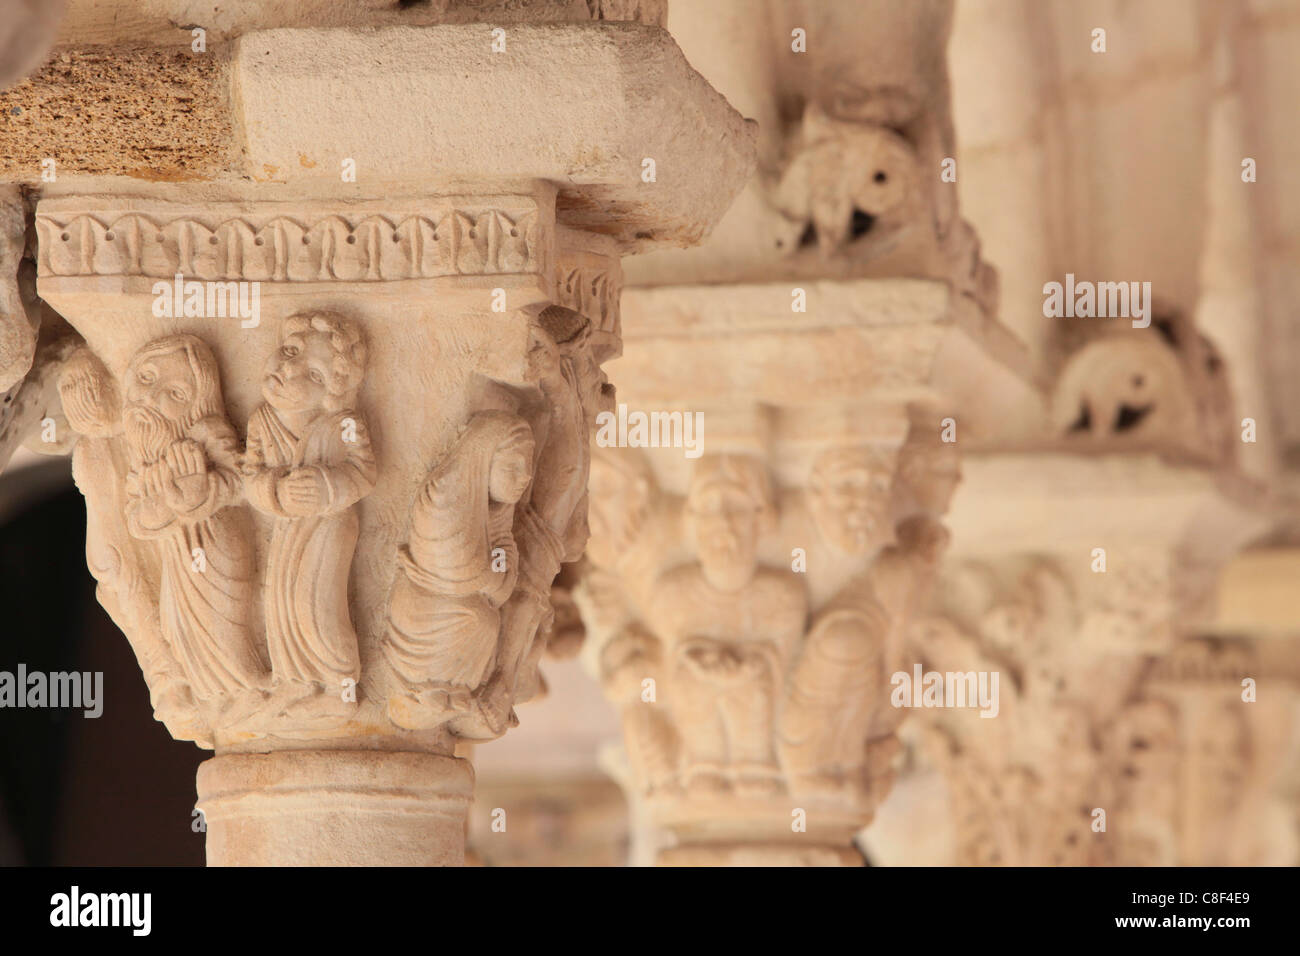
[6,4,755,865]
[1144,638,1298,866]
[570,0,1035,865]
[575,281,1031,866]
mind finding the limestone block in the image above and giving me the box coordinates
[0,24,758,252]
[616,279,1042,441]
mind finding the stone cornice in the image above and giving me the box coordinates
[2,23,758,250]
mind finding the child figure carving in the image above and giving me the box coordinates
[243,311,377,721]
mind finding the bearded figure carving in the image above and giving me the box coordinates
[243,312,376,718]
[472,323,605,731]
[650,455,808,795]
[61,347,204,741]
[807,445,898,556]
[121,335,264,719]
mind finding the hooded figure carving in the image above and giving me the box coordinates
[385,410,535,711]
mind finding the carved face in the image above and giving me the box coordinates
[264,330,335,412]
[488,445,532,504]
[808,448,894,555]
[125,349,196,424]
[123,348,199,461]
[573,349,613,431]
[687,470,765,592]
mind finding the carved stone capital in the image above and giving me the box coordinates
[39,190,617,749]
[40,198,612,863]
[572,278,1036,864]
[578,439,951,863]
[878,452,1279,866]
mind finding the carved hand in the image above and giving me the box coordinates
[680,640,755,681]
[279,468,328,515]
[165,439,208,479]
[163,470,212,515]
[126,472,178,534]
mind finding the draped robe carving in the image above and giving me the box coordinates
[244,404,376,690]
[385,411,534,717]
[121,335,263,710]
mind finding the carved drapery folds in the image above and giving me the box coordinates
[5,0,759,863]
[121,334,264,734]
[34,194,622,865]
[382,319,603,740]
[576,412,959,864]
[36,195,615,760]
[244,314,376,720]
[63,341,596,745]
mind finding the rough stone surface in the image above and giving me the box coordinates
[0,49,232,181]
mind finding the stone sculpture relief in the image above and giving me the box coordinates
[651,455,808,795]
[1141,641,1293,866]
[1051,313,1236,463]
[382,315,603,740]
[36,210,543,283]
[579,448,679,795]
[0,187,37,393]
[2,0,762,867]
[60,346,206,743]
[483,325,597,718]
[759,0,998,316]
[121,335,266,727]
[575,413,958,860]
[244,312,376,720]
[769,101,995,313]
[771,105,922,263]
[807,444,898,555]
[893,424,963,520]
[48,302,610,748]
[0,188,92,473]
[910,557,1187,866]
[1106,698,1181,866]
[386,411,534,723]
